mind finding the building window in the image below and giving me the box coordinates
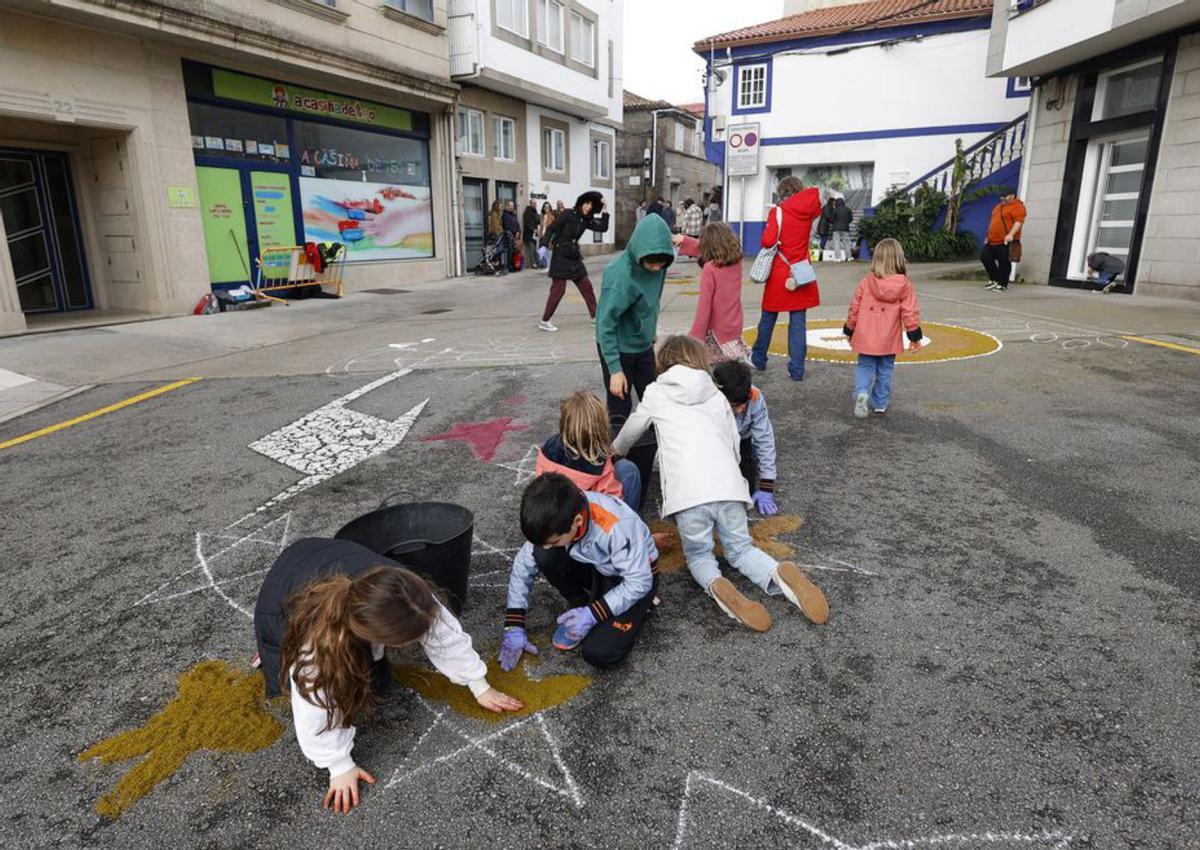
[673,123,684,151]
[570,12,594,67]
[457,107,484,156]
[1070,132,1149,277]
[496,0,528,37]
[538,0,564,52]
[1092,57,1163,121]
[543,126,566,173]
[493,116,516,161]
[737,64,768,111]
[384,0,432,20]
[591,137,611,181]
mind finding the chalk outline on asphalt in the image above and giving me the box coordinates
[494,442,540,487]
[672,771,1074,849]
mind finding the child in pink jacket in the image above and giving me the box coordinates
[677,223,751,363]
[842,238,923,418]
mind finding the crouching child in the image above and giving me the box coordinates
[713,360,780,517]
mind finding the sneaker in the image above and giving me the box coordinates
[985,281,1000,290]
[538,320,558,332]
[994,284,1008,292]
[708,577,772,632]
[853,392,869,419]
[552,622,583,651]
[873,408,887,415]
[773,562,829,624]
[1102,280,1119,293]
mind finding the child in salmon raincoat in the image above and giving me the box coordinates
[843,238,924,419]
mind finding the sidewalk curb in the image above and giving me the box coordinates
[0,384,93,426]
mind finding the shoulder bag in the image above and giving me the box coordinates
[749,206,783,284]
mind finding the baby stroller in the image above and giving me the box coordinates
[473,232,510,276]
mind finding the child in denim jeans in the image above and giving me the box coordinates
[613,335,829,632]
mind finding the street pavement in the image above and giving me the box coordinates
[0,256,1198,849]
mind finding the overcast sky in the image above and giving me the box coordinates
[622,1,784,105]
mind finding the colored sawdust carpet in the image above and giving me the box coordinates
[393,652,590,723]
[79,660,283,818]
[649,515,805,574]
[746,319,1001,364]
[422,417,527,462]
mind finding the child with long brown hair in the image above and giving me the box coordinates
[255,537,523,814]
[534,389,642,511]
[677,222,752,363]
[613,336,829,632]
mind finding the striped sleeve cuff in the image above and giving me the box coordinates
[589,597,612,622]
[504,608,526,628]
[758,479,775,493]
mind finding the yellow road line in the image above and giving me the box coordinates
[1122,335,1200,356]
[0,377,201,451]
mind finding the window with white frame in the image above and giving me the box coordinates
[692,126,702,157]
[674,123,684,151]
[493,116,516,161]
[1092,57,1163,122]
[384,0,432,20]
[457,107,484,156]
[737,64,768,110]
[570,12,594,66]
[538,0,564,52]
[496,0,528,37]
[1069,131,1149,277]
[591,137,611,181]
[543,126,566,173]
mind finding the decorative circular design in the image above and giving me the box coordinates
[744,319,1002,364]
[729,133,743,148]
[744,132,758,146]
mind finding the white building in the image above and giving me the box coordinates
[448,0,622,267]
[695,0,1029,252]
[989,0,1200,299]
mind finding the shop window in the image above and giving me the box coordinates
[737,64,768,111]
[493,116,516,161]
[543,127,566,173]
[457,107,484,157]
[496,0,527,37]
[570,12,594,67]
[591,137,610,181]
[1092,58,1163,121]
[538,0,564,53]
[384,0,432,21]
[187,103,289,162]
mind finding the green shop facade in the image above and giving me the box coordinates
[184,61,438,289]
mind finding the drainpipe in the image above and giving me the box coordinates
[1015,83,1039,280]
[650,108,663,195]
[446,106,464,277]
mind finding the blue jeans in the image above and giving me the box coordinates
[854,354,896,410]
[675,501,780,595]
[614,459,641,513]
[750,309,807,380]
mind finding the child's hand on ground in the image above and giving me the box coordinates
[498,627,538,671]
[557,606,598,641]
[324,766,375,814]
[609,372,628,400]
[751,490,779,516]
[476,687,524,713]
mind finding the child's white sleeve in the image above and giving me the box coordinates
[420,602,490,697]
[290,667,358,778]
[612,397,654,456]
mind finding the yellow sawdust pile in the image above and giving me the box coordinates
[393,651,590,723]
[79,660,283,819]
[650,515,805,574]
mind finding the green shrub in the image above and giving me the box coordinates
[858,186,978,262]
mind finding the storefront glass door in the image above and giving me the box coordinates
[463,178,487,268]
[196,166,254,286]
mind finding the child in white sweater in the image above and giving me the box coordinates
[612,335,829,632]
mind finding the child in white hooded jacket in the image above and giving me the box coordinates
[612,335,829,632]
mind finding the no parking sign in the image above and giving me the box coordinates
[726,122,761,177]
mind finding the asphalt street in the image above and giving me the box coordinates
[0,257,1198,849]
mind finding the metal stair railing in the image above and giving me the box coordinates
[886,112,1028,204]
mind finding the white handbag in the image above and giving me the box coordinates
[749,206,784,284]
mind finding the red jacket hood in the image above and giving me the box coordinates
[866,273,909,303]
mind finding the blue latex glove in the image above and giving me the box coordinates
[498,627,538,672]
[555,606,598,642]
[752,490,779,516]
[537,246,550,266]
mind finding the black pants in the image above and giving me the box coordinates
[739,436,758,492]
[980,243,1012,286]
[599,345,656,423]
[532,546,657,669]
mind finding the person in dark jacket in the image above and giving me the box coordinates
[522,200,542,269]
[1087,252,1126,293]
[501,201,521,270]
[537,190,609,331]
[646,197,664,221]
[829,197,854,262]
[817,197,836,252]
[660,200,676,232]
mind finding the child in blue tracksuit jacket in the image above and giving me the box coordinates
[714,361,779,516]
[498,473,659,670]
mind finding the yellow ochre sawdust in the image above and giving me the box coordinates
[393,652,591,723]
[746,319,1000,364]
[650,515,805,573]
[78,660,283,819]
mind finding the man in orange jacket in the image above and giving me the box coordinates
[981,191,1026,292]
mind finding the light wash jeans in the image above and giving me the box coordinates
[854,354,896,410]
[613,459,641,513]
[829,230,852,259]
[675,501,780,595]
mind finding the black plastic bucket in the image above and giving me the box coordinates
[335,499,473,615]
[610,414,656,512]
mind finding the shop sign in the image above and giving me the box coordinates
[212,69,413,132]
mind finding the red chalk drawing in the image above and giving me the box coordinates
[504,395,526,407]
[422,417,527,463]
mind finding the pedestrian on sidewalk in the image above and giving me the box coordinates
[661,200,677,233]
[817,196,835,255]
[980,191,1026,291]
[523,199,542,270]
[829,197,854,262]
[502,201,520,271]
[676,222,751,363]
[749,175,822,382]
[538,191,609,331]
[682,199,703,239]
[540,202,556,271]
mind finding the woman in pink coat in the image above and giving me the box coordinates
[843,238,923,418]
[749,176,823,381]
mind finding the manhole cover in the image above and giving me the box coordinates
[361,288,412,295]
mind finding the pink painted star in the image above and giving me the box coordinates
[422,417,528,463]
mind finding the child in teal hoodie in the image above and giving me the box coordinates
[596,214,681,422]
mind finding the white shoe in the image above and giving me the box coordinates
[538,320,558,332]
[853,393,869,419]
[985,281,1000,290]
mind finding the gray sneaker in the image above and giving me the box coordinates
[853,392,870,419]
[1102,280,1119,293]
[985,280,1000,290]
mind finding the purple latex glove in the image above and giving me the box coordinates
[498,627,538,672]
[555,606,598,642]
[752,490,779,516]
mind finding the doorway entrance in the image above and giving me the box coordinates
[462,178,487,269]
[195,164,297,288]
[0,149,92,314]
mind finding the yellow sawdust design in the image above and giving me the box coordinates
[650,515,805,573]
[78,660,283,818]
[393,650,591,723]
[746,319,1000,364]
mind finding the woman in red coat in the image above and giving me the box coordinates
[749,176,822,381]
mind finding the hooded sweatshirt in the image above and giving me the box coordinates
[596,215,675,373]
[533,434,623,499]
[613,364,750,516]
[845,273,922,357]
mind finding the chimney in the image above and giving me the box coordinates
[782,0,863,16]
